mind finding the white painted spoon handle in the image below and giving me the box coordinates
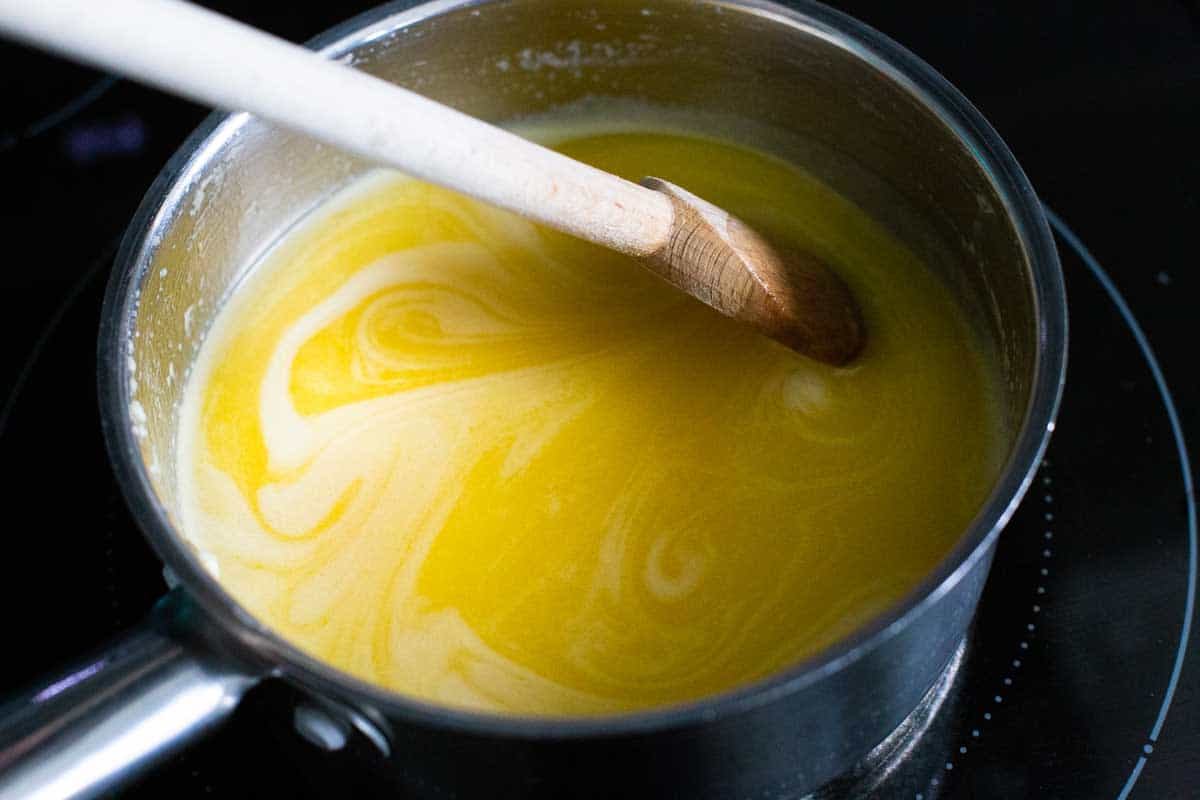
[0,0,675,256]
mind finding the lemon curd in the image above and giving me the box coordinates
[177,126,1002,716]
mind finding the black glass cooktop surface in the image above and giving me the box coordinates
[1,2,1195,797]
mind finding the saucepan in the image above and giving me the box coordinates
[0,0,1066,797]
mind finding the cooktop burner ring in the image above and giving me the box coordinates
[0,74,117,153]
[893,207,1199,800]
[1040,207,1197,800]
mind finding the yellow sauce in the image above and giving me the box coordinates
[178,127,1002,715]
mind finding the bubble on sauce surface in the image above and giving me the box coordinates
[129,399,148,439]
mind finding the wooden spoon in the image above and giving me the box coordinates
[0,0,864,365]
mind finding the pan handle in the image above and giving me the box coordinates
[0,588,260,800]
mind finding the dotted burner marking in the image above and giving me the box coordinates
[913,458,1056,799]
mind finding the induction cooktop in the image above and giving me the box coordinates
[0,2,1195,797]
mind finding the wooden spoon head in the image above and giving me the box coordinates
[639,177,865,366]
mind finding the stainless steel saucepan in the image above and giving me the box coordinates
[0,1,1066,797]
